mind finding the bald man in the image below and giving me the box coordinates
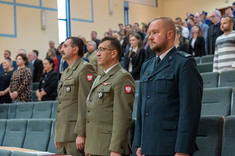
[134,17,203,156]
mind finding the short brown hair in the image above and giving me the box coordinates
[16,53,29,66]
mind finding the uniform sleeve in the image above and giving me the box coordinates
[109,74,135,153]
[175,58,203,154]
[74,64,96,136]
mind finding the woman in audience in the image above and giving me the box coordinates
[9,54,32,102]
[47,49,58,71]
[0,58,14,104]
[188,25,205,57]
[124,32,145,80]
[175,25,188,53]
[36,58,58,101]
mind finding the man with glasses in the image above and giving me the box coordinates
[85,37,135,156]
[207,10,223,55]
[54,37,96,156]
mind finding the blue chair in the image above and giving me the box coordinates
[0,119,7,145]
[194,57,201,64]
[194,116,224,156]
[2,119,27,147]
[201,55,214,63]
[23,119,52,151]
[0,104,8,119]
[47,119,58,153]
[8,104,16,119]
[11,151,37,156]
[32,101,53,118]
[219,70,235,88]
[201,87,233,116]
[15,103,34,119]
[201,72,219,88]
[0,149,12,156]
[51,101,58,118]
[197,62,213,73]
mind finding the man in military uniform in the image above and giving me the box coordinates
[54,37,96,156]
[85,37,135,156]
[134,17,203,156]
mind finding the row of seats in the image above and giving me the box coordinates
[197,62,213,73]
[194,55,214,64]
[133,87,235,118]
[0,119,57,154]
[0,101,58,119]
[0,150,38,156]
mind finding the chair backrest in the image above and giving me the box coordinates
[0,119,7,145]
[2,119,27,147]
[201,72,219,88]
[201,87,232,116]
[201,55,214,63]
[197,62,213,73]
[32,101,53,118]
[23,119,52,151]
[47,119,58,153]
[0,104,8,119]
[8,104,16,119]
[219,70,235,88]
[194,57,201,64]
[194,115,224,156]
[11,151,37,156]
[15,103,34,119]
[0,149,12,156]
[51,101,58,119]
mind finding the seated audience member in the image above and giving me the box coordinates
[36,58,58,101]
[175,25,188,52]
[188,25,205,57]
[47,49,58,71]
[124,32,145,80]
[0,58,14,104]
[9,54,32,102]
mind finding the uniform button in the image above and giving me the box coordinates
[145,113,149,116]
[59,102,61,104]
[88,110,90,113]
[87,121,89,123]
[57,110,60,113]
[149,78,152,81]
[147,96,150,99]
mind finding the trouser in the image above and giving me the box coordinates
[57,141,84,156]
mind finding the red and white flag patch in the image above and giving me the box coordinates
[87,74,93,81]
[125,85,132,93]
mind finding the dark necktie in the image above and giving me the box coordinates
[154,57,161,69]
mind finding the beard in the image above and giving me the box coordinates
[149,39,168,53]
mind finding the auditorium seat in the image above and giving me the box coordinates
[15,103,34,119]
[231,91,235,115]
[0,104,9,119]
[194,57,200,64]
[132,94,138,119]
[201,72,219,88]
[8,104,16,119]
[51,101,58,118]
[23,119,52,151]
[222,116,235,156]
[219,70,235,88]
[194,116,224,156]
[201,87,232,116]
[2,119,27,147]
[197,62,213,73]
[200,55,214,63]
[0,149,12,156]
[32,101,53,118]
[11,151,37,156]
[0,119,7,145]
[47,119,58,153]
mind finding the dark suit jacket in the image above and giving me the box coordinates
[207,23,223,55]
[188,36,205,57]
[38,69,58,101]
[134,47,203,155]
[124,48,146,80]
[33,59,43,82]
[57,55,68,73]
[177,42,188,53]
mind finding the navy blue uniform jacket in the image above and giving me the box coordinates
[134,47,203,155]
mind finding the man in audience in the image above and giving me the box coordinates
[174,17,190,39]
[83,41,102,74]
[0,50,17,74]
[225,6,235,30]
[194,12,209,54]
[49,40,59,57]
[207,10,223,55]
[85,37,135,156]
[28,51,43,82]
[134,17,202,156]
[91,31,101,48]
[213,15,235,72]
[54,37,95,156]
[57,42,68,79]
[18,49,34,75]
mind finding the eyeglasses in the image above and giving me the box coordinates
[97,47,114,52]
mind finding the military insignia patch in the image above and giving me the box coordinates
[87,74,93,81]
[125,85,132,93]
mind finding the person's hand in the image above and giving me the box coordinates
[110,151,121,156]
[10,91,18,99]
[175,153,189,156]
[76,136,85,151]
[85,153,90,156]
[0,91,4,96]
[54,140,58,149]
[136,147,145,156]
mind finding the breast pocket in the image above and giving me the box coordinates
[155,73,174,93]
[63,79,76,96]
